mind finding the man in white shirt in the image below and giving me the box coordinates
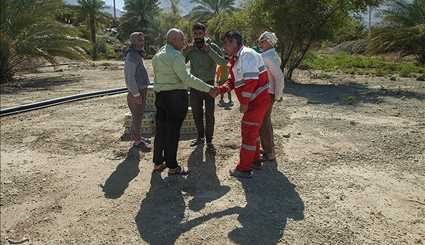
[257,31,285,163]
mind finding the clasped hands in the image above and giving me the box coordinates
[208,88,248,113]
[208,87,220,98]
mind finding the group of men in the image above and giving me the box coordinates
[124,23,285,178]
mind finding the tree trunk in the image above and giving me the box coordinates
[0,40,13,83]
[417,53,425,65]
[89,14,97,60]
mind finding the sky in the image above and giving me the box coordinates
[105,0,124,10]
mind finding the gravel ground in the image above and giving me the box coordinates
[1,62,424,244]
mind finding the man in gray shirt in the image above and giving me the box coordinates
[124,32,151,151]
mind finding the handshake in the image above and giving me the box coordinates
[208,87,220,98]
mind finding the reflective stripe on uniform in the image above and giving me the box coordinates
[235,80,245,88]
[241,92,253,98]
[241,144,257,151]
[242,120,261,126]
[248,83,270,101]
[243,72,259,80]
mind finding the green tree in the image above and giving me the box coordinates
[369,0,425,64]
[119,0,161,54]
[333,15,367,44]
[207,10,258,45]
[56,4,81,25]
[170,0,181,16]
[78,0,107,60]
[191,0,236,21]
[0,0,88,83]
[248,0,383,80]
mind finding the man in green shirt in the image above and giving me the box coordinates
[152,28,217,175]
[183,23,227,152]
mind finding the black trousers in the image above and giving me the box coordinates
[190,88,215,143]
[153,90,188,169]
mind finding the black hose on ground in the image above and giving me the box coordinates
[0,87,128,117]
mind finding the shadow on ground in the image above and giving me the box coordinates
[185,146,231,211]
[284,80,425,105]
[228,161,304,245]
[135,173,240,244]
[101,147,141,199]
[0,75,81,94]
[135,151,304,244]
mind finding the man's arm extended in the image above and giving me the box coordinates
[207,42,227,65]
[173,53,213,93]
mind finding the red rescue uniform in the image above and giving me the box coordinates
[218,46,272,171]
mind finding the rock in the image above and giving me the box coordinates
[22,136,38,144]
[390,76,397,81]
[297,132,302,135]
[283,133,291,138]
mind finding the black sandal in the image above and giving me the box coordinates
[206,143,217,154]
[153,163,167,173]
[261,153,276,162]
[168,166,189,176]
[262,156,276,162]
[252,160,263,170]
[134,141,152,152]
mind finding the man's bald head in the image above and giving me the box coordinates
[166,28,186,50]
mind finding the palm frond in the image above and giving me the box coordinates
[1,0,90,82]
[190,0,236,20]
[369,0,425,64]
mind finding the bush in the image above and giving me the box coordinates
[303,52,425,77]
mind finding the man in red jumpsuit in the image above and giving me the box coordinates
[215,31,272,178]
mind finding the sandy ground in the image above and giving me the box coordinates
[1,61,425,244]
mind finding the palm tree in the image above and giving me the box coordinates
[369,0,425,64]
[78,0,106,60]
[119,0,161,53]
[191,0,236,20]
[170,0,181,16]
[0,0,88,83]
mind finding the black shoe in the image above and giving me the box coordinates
[141,137,152,144]
[134,141,152,152]
[229,169,253,179]
[252,160,263,170]
[168,166,190,176]
[190,138,205,147]
[206,143,216,154]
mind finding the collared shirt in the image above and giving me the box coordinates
[124,48,150,96]
[183,39,227,85]
[261,48,285,100]
[152,44,214,93]
[218,46,270,105]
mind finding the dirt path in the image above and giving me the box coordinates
[1,65,424,244]
[0,61,153,108]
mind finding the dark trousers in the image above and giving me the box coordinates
[190,88,215,143]
[153,90,188,169]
